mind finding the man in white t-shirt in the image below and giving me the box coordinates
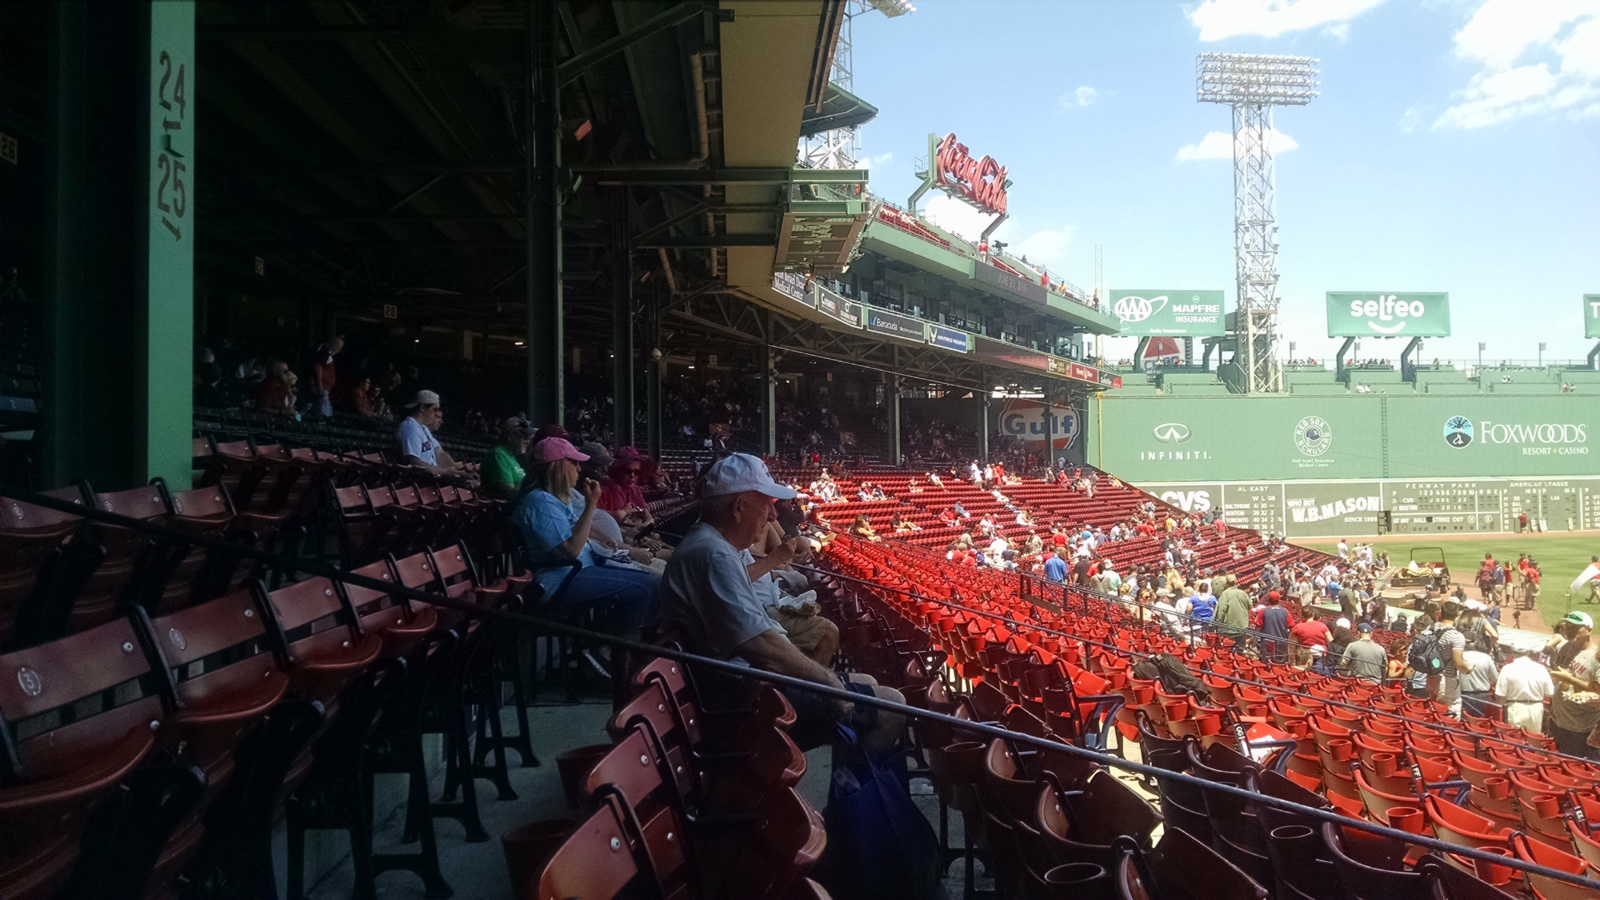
[1496,650,1555,734]
[395,390,469,481]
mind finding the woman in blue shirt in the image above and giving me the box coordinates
[512,438,657,635]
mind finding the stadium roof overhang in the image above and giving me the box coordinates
[858,217,1122,335]
[172,0,863,345]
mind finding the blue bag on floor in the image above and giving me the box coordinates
[818,725,943,900]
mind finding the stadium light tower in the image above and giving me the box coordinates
[800,0,915,170]
[1197,53,1319,393]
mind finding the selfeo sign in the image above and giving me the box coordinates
[1326,292,1451,337]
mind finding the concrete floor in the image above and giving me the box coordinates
[261,658,1213,900]
[269,696,1005,899]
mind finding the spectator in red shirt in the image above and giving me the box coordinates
[310,335,343,417]
[1289,617,1331,668]
[253,360,294,416]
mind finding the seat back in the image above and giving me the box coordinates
[256,575,362,668]
[147,588,280,702]
[0,496,83,644]
[531,794,653,900]
[343,559,410,635]
[1119,826,1268,900]
[0,615,165,893]
[0,615,164,781]
[1321,821,1431,900]
[426,543,479,604]
[164,485,232,520]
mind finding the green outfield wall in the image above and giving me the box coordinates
[1087,393,1600,537]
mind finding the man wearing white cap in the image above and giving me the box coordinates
[396,389,468,481]
[659,453,903,754]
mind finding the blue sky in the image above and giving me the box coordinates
[849,0,1600,365]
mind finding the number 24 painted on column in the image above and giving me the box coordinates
[155,50,187,241]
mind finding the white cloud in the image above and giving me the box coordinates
[1058,86,1100,111]
[1176,128,1299,161]
[1434,0,1600,128]
[1188,0,1385,40]
[860,152,894,169]
[1013,227,1076,265]
[922,193,1001,242]
[1323,21,1351,40]
[1450,0,1596,68]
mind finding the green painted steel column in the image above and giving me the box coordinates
[646,293,662,461]
[146,0,196,489]
[978,394,990,463]
[42,0,193,491]
[610,189,635,445]
[760,317,776,456]
[525,1,563,427]
[889,375,902,466]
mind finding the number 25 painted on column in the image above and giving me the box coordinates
[155,49,187,241]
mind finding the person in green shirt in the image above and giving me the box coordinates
[481,416,533,500]
[1215,577,1252,644]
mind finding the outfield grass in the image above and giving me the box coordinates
[1302,533,1600,628]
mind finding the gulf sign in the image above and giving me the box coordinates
[1326,292,1450,338]
[1000,400,1079,450]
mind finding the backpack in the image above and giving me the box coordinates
[1407,628,1448,675]
[1460,618,1492,654]
[1132,653,1209,698]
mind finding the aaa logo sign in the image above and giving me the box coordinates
[1108,290,1225,336]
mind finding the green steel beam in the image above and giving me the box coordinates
[557,2,707,87]
[641,234,777,249]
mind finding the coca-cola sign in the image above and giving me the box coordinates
[934,133,1008,216]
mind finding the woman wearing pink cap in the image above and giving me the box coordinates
[511,437,657,638]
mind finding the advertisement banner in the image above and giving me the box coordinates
[1140,475,1600,538]
[998,399,1080,451]
[1069,362,1097,383]
[864,308,926,341]
[1089,395,1387,483]
[772,271,810,304]
[1108,290,1226,336]
[927,323,971,353]
[1587,294,1600,339]
[1091,394,1600,484]
[974,261,1048,305]
[1326,292,1451,337]
[815,285,863,328]
[1383,396,1596,478]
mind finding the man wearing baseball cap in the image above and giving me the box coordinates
[1339,623,1388,684]
[396,389,469,482]
[480,415,534,500]
[658,453,903,754]
[1551,610,1600,758]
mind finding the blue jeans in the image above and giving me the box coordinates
[556,563,658,633]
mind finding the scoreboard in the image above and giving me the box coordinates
[1141,476,1600,539]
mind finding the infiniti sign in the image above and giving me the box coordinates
[1153,423,1191,444]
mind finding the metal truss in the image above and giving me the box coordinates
[1197,53,1318,394]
